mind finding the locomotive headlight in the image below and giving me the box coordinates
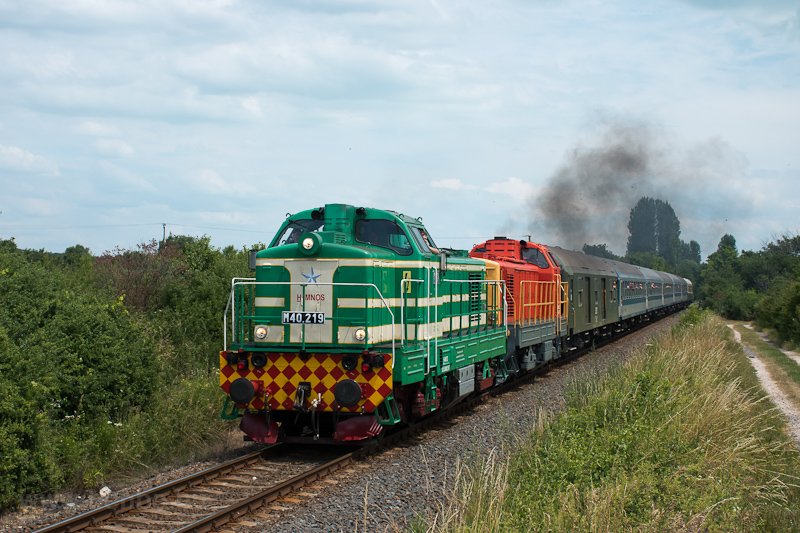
[354,328,366,342]
[302,237,314,250]
[254,325,269,340]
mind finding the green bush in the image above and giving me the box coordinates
[95,236,250,374]
[0,243,161,508]
[0,328,60,509]
[756,280,800,345]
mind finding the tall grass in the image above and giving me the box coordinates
[425,310,800,532]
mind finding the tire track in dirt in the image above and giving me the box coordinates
[728,324,800,449]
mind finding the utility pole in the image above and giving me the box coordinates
[162,223,166,246]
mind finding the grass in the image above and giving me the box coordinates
[422,309,800,532]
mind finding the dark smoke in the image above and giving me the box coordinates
[528,118,667,252]
[520,115,755,257]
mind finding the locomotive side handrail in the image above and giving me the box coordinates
[399,277,425,343]
[518,279,561,326]
[224,280,395,368]
[437,278,507,334]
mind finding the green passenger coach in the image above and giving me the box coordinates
[219,204,507,443]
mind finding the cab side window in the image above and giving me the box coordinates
[355,219,413,256]
[409,226,437,254]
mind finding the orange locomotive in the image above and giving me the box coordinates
[470,238,568,371]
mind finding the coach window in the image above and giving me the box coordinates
[356,219,413,256]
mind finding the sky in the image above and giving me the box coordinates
[0,0,798,259]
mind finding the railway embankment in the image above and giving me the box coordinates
[425,309,800,532]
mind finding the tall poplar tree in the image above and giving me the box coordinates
[626,196,684,267]
[626,197,657,255]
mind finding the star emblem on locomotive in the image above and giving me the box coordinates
[302,267,321,283]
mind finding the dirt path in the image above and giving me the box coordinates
[742,323,800,366]
[728,324,800,449]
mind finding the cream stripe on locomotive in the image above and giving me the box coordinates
[255,258,485,272]
[337,314,490,344]
[253,294,487,310]
[254,296,286,307]
[336,294,486,309]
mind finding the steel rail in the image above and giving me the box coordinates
[174,450,358,532]
[34,446,282,533]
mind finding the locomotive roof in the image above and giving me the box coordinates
[288,205,426,226]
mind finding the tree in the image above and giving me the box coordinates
[655,201,681,266]
[700,234,757,319]
[627,251,669,272]
[750,232,800,343]
[626,197,683,267]
[687,240,701,263]
[627,197,657,256]
[582,243,622,261]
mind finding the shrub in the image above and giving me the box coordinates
[0,244,160,508]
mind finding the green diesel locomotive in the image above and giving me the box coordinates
[220,204,507,443]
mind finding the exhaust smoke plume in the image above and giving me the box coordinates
[527,117,670,253]
[524,115,754,257]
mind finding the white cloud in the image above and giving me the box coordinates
[484,177,534,199]
[98,161,155,192]
[79,121,118,136]
[94,139,134,157]
[0,144,59,175]
[431,177,533,199]
[19,197,62,216]
[194,168,230,193]
[240,96,263,118]
[431,178,477,191]
[196,210,259,226]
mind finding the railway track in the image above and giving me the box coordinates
[34,445,351,533]
[34,388,516,532]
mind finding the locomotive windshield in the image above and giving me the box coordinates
[522,246,551,268]
[271,219,324,247]
[355,219,413,255]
